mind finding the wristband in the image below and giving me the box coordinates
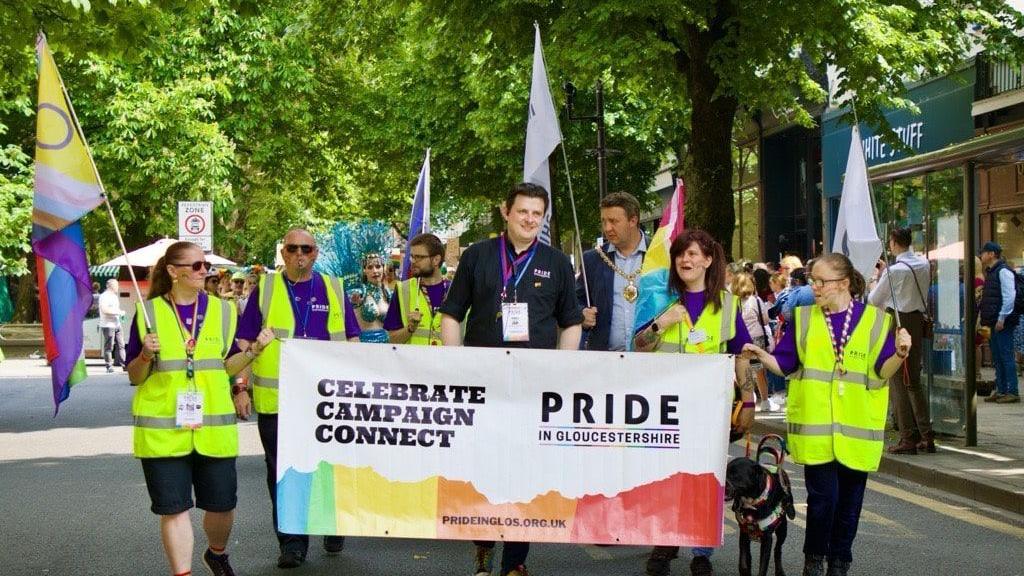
[741,401,756,408]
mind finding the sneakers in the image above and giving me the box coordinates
[474,544,494,576]
[689,556,714,576]
[996,393,1021,404]
[506,565,529,576]
[984,392,1004,403]
[202,549,236,576]
[105,366,114,373]
[802,554,826,576]
[887,441,918,455]
[323,535,345,555]
[277,549,306,569]
[756,400,771,412]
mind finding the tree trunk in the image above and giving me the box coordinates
[682,14,739,258]
[12,253,39,323]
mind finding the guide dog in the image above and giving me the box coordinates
[725,434,796,576]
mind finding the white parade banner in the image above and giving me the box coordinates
[277,340,733,546]
[178,201,213,252]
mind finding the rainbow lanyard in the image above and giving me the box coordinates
[676,303,706,354]
[167,297,199,381]
[498,234,538,303]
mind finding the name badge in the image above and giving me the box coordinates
[687,328,708,345]
[501,302,530,342]
[176,390,204,429]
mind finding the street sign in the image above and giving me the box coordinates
[178,201,213,252]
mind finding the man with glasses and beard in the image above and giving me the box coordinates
[385,233,449,345]
[233,228,361,569]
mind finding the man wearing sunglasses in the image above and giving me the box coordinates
[233,228,361,569]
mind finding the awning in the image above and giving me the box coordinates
[869,124,1024,183]
[88,265,120,278]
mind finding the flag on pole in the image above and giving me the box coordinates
[523,23,562,246]
[832,125,882,281]
[32,32,104,413]
[631,177,687,342]
[401,149,431,280]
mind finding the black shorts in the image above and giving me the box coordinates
[140,452,237,515]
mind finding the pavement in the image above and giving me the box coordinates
[753,368,1024,516]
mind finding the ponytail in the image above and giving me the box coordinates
[147,241,200,299]
[814,252,865,298]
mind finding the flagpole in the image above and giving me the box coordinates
[46,32,151,330]
[850,100,901,330]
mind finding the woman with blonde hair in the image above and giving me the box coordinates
[732,272,774,410]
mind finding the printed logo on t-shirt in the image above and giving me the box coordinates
[311,304,330,313]
[533,268,551,279]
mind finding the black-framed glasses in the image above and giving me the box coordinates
[285,244,315,254]
[174,261,210,272]
[809,277,845,288]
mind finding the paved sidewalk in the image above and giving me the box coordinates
[754,393,1024,516]
[0,357,126,380]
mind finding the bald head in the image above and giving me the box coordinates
[281,228,318,281]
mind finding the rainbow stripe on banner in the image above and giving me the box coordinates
[631,177,686,342]
[33,33,104,413]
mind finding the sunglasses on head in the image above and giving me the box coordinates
[285,244,315,254]
[175,261,210,272]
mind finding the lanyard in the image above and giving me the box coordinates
[676,300,706,354]
[167,296,200,382]
[283,277,314,338]
[417,280,449,343]
[499,234,538,302]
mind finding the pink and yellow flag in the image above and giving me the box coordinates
[631,177,686,340]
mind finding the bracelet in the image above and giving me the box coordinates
[140,351,154,363]
[741,401,756,408]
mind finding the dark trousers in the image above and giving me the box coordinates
[474,540,529,574]
[258,413,309,553]
[803,461,868,563]
[889,310,932,443]
[101,326,125,368]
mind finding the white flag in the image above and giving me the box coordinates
[832,125,882,280]
[523,23,562,245]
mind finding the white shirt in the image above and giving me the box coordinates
[868,250,930,313]
[741,295,771,342]
[98,290,124,328]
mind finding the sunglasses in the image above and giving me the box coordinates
[285,244,315,254]
[174,261,210,272]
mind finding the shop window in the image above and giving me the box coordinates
[993,209,1024,268]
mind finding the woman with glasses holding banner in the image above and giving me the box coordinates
[743,252,911,576]
[633,229,754,576]
[126,240,274,576]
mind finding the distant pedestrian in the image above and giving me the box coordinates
[979,242,1020,403]
[98,279,126,372]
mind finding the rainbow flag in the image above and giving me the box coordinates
[631,177,686,342]
[32,33,104,413]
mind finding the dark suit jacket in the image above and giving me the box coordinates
[576,242,618,351]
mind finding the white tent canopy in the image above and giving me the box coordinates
[98,238,236,267]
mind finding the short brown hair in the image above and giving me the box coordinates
[505,182,549,212]
[889,226,912,249]
[409,233,444,259]
[599,191,640,221]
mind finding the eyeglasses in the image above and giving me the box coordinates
[174,261,210,272]
[808,277,845,288]
[284,244,315,254]
[410,254,434,261]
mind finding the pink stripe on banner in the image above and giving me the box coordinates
[34,163,103,218]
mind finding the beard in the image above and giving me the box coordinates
[413,265,436,278]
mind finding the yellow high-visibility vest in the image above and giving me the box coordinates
[655,291,737,354]
[132,295,238,458]
[251,272,347,414]
[397,278,444,346]
[788,304,891,472]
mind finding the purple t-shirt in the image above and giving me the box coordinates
[676,290,752,355]
[771,301,896,375]
[236,275,361,341]
[125,292,241,364]
[382,281,449,331]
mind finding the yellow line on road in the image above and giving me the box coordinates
[867,479,1024,540]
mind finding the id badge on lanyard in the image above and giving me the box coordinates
[498,235,536,343]
[176,390,204,428]
[502,302,530,341]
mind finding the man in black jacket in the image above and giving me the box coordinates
[979,241,1020,403]
[577,192,646,351]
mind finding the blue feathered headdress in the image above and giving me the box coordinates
[315,220,395,281]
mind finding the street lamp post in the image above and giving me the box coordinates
[564,80,611,200]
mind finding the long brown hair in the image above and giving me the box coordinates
[668,229,727,312]
[813,252,866,298]
[148,241,202,299]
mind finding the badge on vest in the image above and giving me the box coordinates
[687,328,708,345]
[176,390,204,429]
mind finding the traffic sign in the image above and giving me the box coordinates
[178,201,213,251]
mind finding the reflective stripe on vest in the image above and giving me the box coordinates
[398,278,442,345]
[132,295,238,459]
[787,304,891,472]
[655,291,736,354]
[252,272,347,414]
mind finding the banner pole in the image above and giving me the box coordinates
[47,32,151,329]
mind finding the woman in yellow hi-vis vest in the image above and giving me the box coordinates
[126,241,273,576]
[744,253,911,576]
[633,229,755,576]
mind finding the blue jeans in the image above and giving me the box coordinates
[990,325,1020,396]
[803,461,868,563]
